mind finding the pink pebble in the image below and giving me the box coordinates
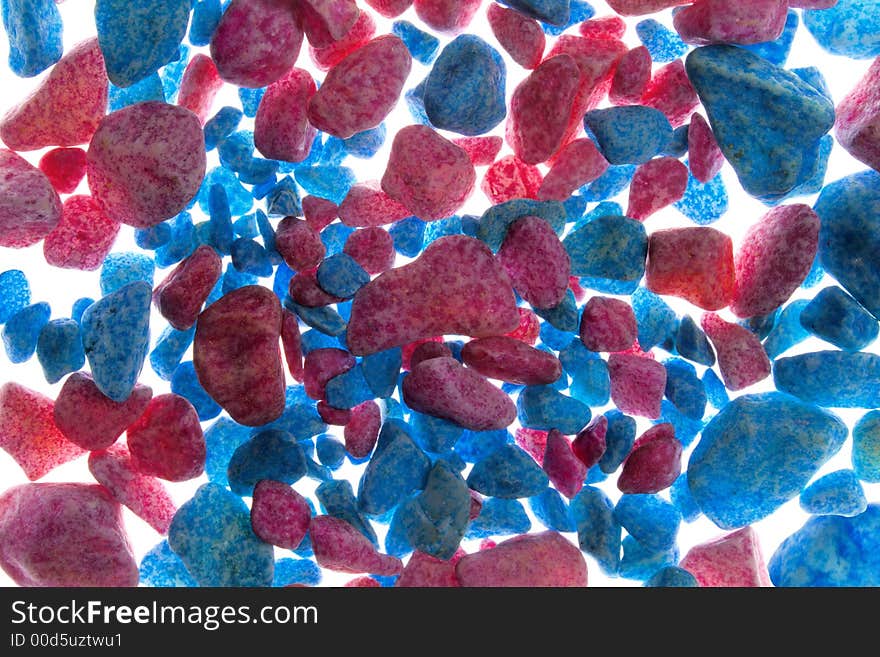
[210,0,303,88]
[835,56,880,174]
[617,423,682,494]
[193,285,286,426]
[344,227,395,275]
[455,531,588,587]
[42,195,119,270]
[409,340,453,370]
[516,427,548,465]
[537,138,609,201]
[543,429,587,499]
[153,244,222,331]
[504,307,541,345]
[54,372,152,451]
[303,348,356,400]
[730,204,820,318]
[396,551,461,587]
[606,0,691,15]
[487,3,545,69]
[176,54,223,124]
[382,124,475,221]
[126,394,205,482]
[609,46,652,106]
[701,313,771,391]
[345,576,381,587]
[646,226,735,311]
[310,515,403,575]
[347,235,519,355]
[281,309,304,382]
[641,59,699,128]
[461,335,562,386]
[308,35,411,139]
[365,0,413,16]
[413,0,481,32]
[38,147,88,194]
[468,491,483,520]
[87,101,206,228]
[303,195,338,231]
[580,296,638,353]
[0,383,85,481]
[628,156,689,221]
[254,68,317,163]
[607,353,667,419]
[309,10,376,71]
[88,443,177,535]
[481,154,543,205]
[339,182,411,228]
[497,215,571,309]
[250,480,311,549]
[275,216,326,270]
[288,270,344,307]
[572,415,608,469]
[453,135,504,167]
[402,357,516,431]
[402,336,444,371]
[679,526,771,587]
[0,483,138,587]
[0,149,62,248]
[0,38,107,151]
[579,16,627,40]
[295,0,360,49]
[687,113,725,183]
[318,401,352,425]
[344,400,381,458]
[673,0,788,46]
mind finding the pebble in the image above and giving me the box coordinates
[853,411,880,482]
[680,526,770,587]
[0,149,62,248]
[773,351,880,408]
[799,285,879,352]
[701,312,771,391]
[800,469,867,517]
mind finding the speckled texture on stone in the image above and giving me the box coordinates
[584,105,673,165]
[800,469,867,517]
[254,68,317,163]
[802,0,880,59]
[1,0,62,78]
[853,411,880,482]
[680,526,770,587]
[357,420,430,516]
[570,485,621,575]
[462,335,561,386]
[477,198,566,252]
[835,56,880,171]
[498,216,571,310]
[0,149,62,248]
[614,493,680,552]
[701,312,770,391]
[564,215,647,282]
[800,285,879,351]
[467,444,549,499]
[226,429,307,496]
[127,393,205,482]
[517,384,591,434]
[773,351,880,408]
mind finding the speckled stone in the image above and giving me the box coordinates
[802,0,880,59]
[517,384,591,435]
[570,486,621,576]
[467,444,549,499]
[1,0,62,78]
[680,526,770,587]
[853,411,880,482]
[800,469,867,517]
[357,420,430,516]
[477,199,566,252]
[613,494,680,552]
[564,215,647,282]
[799,286,878,351]
[645,566,698,587]
[773,351,880,408]
[226,429,307,496]
[584,105,673,165]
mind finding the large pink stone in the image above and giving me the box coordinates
[254,68,317,163]
[609,46,652,105]
[836,56,880,173]
[701,313,771,391]
[641,60,699,128]
[617,423,682,494]
[176,54,223,124]
[346,235,519,355]
[679,526,771,587]
[461,335,562,386]
[579,296,638,353]
[0,149,62,248]
[193,285,285,426]
[607,353,667,419]
[344,400,381,458]
[673,0,789,45]
[0,483,139,587]
[627,157,689,221]
[497,216,571,309]
[487,4,545,70]
[310,515,403,575]
[153,244,222,331]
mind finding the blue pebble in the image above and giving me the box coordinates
[619,535,679,582]
[632,287,677,350]
[100,252,155,296]
[529,488,574,532]
[410,412,464,454]
[294,166,354,205]
[204,106,243,151]
[558,338,593,378]
[317,480,378,545]
[614,494,680,552]
[135,222,172,250]
[478,199,566,252]
[189,0,222,46]
[300,328,339,354]
[155,212,197,268]
[701,368,728,410]
[774,351,880,408]
[763,299,810,359]
[361,347,402,399]
[316,134,347,166]
[800,286,878,351]
[320,221,355,257]
[168,483,274,586]
[95,0,191,88]
[517,384,591,434]
[108,74,166,111]
[230,238,272,277]
[581,164,636,202]
[2,301,50,364]
[579,275,639,296]
[273,558,321,587]
[292,530,315,558]
[644,566,698,587]
[540,0,593,35]
[467,444,549,499]
[534,289,579,332]
[570,360,611,407]
[670,473,701,522]
[159,44,188,102]
[227,429,307,496]
[198,167,253,216]
[570,486,621,576]
[498,0,570,25]
[584,106,673,165]
[392,20,439,64]
[803,0,880,59]
[315,434,345,470]
[673,166,729,224]
[802,253,826,290]
[743,9,798,66]
[1,0,62,77]
[664,358,706,420]
[539,320,574,351]
[261,385,327,442]
[343,124,386,159]
[769,505,880,586]
[656,400,703,448]
[599,410,636,474]
[675,315,715,366]
[263,178,300,218]
[36,319,84,384]
[317,253,370,299]
[791,66,832,100]
[70,298,94,325]
[383,216,421,258]
[800,470,867,517]
[305,456,333,483]
[564,215,647,282]
[233,213,259,240]
[636,19,687,63]
[853,411,880,483]
[454,429,510,463]
[220,263,257,295]
[206,184,234,255]
[170,361,221,421]
[0,270,30,325]
[688,392,848,529]
[203,417,250,487]
[149,325,194,380]
[685,45,835,202]
[238,86,265,118]
[466,498,531,539]
[139,540,198,587]
[285,299,347,337]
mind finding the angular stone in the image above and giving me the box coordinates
[679,526,771,587]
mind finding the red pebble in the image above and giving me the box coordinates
[516,427,549,465]
[572,415,608,469]
[295,0,360,49]
[303,348,356,400]
[580,296,638,352]
[343,227,394,275]
[345,576,381,587]
[673,0,788,46]
[401,336,444,371]
[481,154,543,204]
[627,157,689,221]
[153,244,222,330]
[344,400,381,458]
[87,101,206,228]
[126,394,205,482]
[194,285,286,426]
[310,515,403,575]
[254,68,317,163]
[543,429,587,499]
[641,60,699,128]
[339,182,412,228]
[498,215,571,309]
[275,216,326,270]
[504,307,541,345]
[88,444,177,534]
[42,195,119,270]
[250,480,311,549]
[610,46,652,105]
[309,11,376,71]
[456,531,588,587]
[382,125,475,221]
[730,204,820,318]
[347,236,519,355]
[364,0,413,16]
[487,4,545,69]
[210,0,303,87]
[0,383,84,481]
[318,401,352,425]
[409,341,453,370]
[606,0,691,15]
[836,56,880,172]
[288,270,344,307]
[414,0,481,32]
[701,313,771,391]
[646,226,735,311]
[402,357,516,431]
[688,113,725,183]
[281,309,304,382]
[38,147,88,194]
[0,483,138,587]
[302,195,338,231]
[0,38,106,151]
[461,335,562,386]
[453,135,504,167]
[468,490,483,520]
[679,526,770,587]
[607,353,667,419]
[54,372,152,451]
[176,54,223,124]
[0,149,62,248]
[308,35,411,139]
[396,551,461,587]
[617,423,682,494]
[579,16,627,40]
[538,139,609,201]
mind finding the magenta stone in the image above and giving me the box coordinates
[250,480,311,549]
[497,216,571,310]
[580,296,638,353]
[461,335,562,386]
[153,244,222,331]
[310,515,403,575]
[607,353,667,419]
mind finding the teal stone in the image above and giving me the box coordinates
[570,486,621,576]
[467,444,549,499]
[517,385,591,435]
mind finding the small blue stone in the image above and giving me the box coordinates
[636,19,687,63]
[0,270,30,325]
[320,221,355,257]
[674,166,729,225]
[410,412,464,454]
[644,566,698,587]
[189,0,223,47]
[392,20,439,64]
[541,0,593,35]
[800,469,867,517]
[774,351,880,408]
[36,319,84,384]
[664,358,707,420]
[803,0,880,59]
[799,286,878,352]
[203,417,250,487]
[423,215,462,246]
[570,360,611,407]
[702,368,729,410]
[227,429,308,496]
[564,215,647,282]
[139,540,198,587]
[343,123,386,159]
[317,253,370,299]
[155,212,197,268]
[1,0,62,78]
[584,106,673,165]
[315,434,346,470]
[135,222,173,250]
[71,298,94,325]
[454,429,510,463]
[675,315,715,366]
[619,535,679,582]
[324,364,374,410]
[170,361,221,421]
[534,289,579,332]
[238,87,265,118]
[294,166,355,205]
[204,106,243,151]
[763,299,810,359]
[2,301,50,364]
[466,498,531,538]
[261,385,327,441]
[632,287,677,350]
[539,320,575,351]
[198,167,253,216]
[613,494,680,552]
[570,486,621,576]
[655,400,703,448]
[662,124,690,157]
[285,299,347,337]
[99,252,155,296]
[159,44,188,102]
[853,411,880,483]
[517,384,591,435]
[529,488,574,532]
[467,444,549,499]
[108,74,166,111]
[739,308,779,340]
[220,263,257,295]
[389,216,426,257]
[498,0,570,25]
[599,410,636,474]
[361,347,402,399]
[149,324,194,381]
[272,558,321,587]
[230,238,272,277]
[581,164,636,202]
